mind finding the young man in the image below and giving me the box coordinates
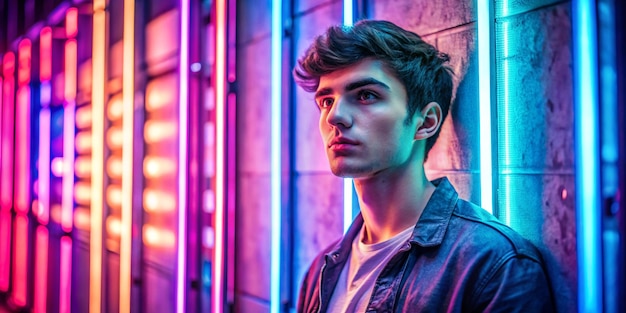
[293,20,555,312]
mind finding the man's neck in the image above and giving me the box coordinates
[353,161,434,245]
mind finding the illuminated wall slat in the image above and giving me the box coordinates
[90,1,107,312]
[213,1,227,312]
[177,0,191,312]
[12,37,31,309]
[120,0,136,311]
[34,226,49,313]
[270,0,282,312]
[573,0,602,312]
[1,53,16,213]
[477,0,493,214]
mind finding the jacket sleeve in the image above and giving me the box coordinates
[472,255,556,313]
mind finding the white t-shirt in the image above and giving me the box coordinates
[327,225,414,313]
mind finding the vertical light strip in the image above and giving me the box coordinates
[33,226,49,313]
[573,0,602,311]
[477,0,493,214]
[501,20,511,225]
[38,106,51,225]
[90,1,106,312]
[176,0,190,312]
[1,53,15,212]
[213,0,227,312]
[59,236,73,313]
[342,0,355,233]
[15,39,31,214]
[12,216,28,307]
[270,0,282,312]
[120,0,135,311]
[343,0,354,26]
[62,101,76,232]
[13,38,31,308]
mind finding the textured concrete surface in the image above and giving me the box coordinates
[293,172,344,299]
[235,174,272,300]
[237,39,272,174]
[369,0,475,36]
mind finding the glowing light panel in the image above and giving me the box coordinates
[60,236,73,313]
[90,1,106,311]
[270,0,282,312]
[213,1,227,312]
[477,0,493,214]
[573,0,602,311]
[12,215,28,307]
[34,226,49,313]
[38,108,51,224]
[177,0,191,311]
[120,0,136,311]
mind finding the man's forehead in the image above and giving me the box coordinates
[317,59,393,92]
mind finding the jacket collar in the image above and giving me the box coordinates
[327,177,458,257]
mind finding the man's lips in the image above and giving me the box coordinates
[328,137,359,147]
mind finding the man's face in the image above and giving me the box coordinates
[315,58,420,178]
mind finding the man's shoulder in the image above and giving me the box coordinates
[448,199,543,262]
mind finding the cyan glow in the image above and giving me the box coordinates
[342,0,355,233]
[573,0,602,312]
[477,0,493,214]
[343,179,353,232]
[501,20,511,225]
[176,0,190,312]
[343,0,354,27]
[270,0,282,312]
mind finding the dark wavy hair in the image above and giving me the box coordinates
[293,20,454,158]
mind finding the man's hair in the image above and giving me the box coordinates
[293,20,454,158]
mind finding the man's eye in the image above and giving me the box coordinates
[320,98,333,108]
[357,91,377,102]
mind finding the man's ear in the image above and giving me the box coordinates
[414,102,442,140]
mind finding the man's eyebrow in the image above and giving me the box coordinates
[345,78,391,92]
[314,77,391,99]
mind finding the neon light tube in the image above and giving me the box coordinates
[14,39,31,214]
[1,53,15,212]
[38,106,51,225]
[12,215,28,306]
[573,0,602,311]
[0,211,10,291]
[62,101,76,232]
[66,7,78,38]
[343,0,354,26]
[176,0,190,311]
[33,226,49,313]
[477,0,493,214]
[120,0,135,311]
[90,1,106,312]
[270,0,282,312]
[60,236,73,313]
[342,0,355,233]
[501,20,511,225]
[40,27,52,81]
[213,0,227,312]
[14,85,31,214]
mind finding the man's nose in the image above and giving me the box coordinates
[326,97,352,128]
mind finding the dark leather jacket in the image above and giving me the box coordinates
[297,178,555,313]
